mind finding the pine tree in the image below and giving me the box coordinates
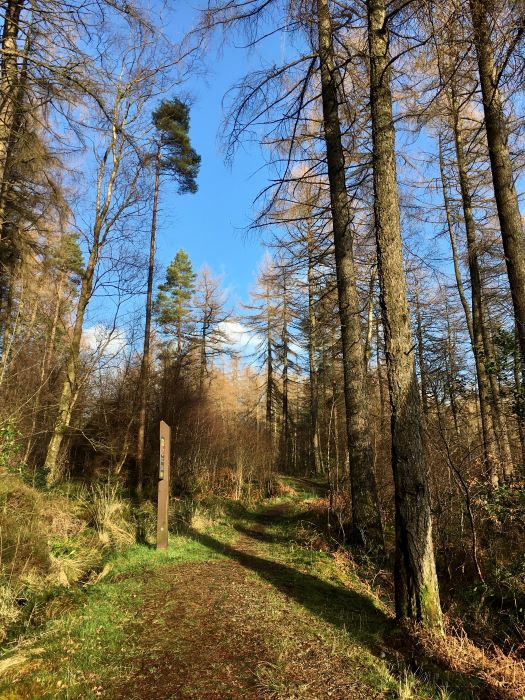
[155,250,196,354]
[135,98,200,494]
[152,99,201,194]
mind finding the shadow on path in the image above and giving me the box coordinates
[188,529,389,646]
[233,524,296,545]
[187,526,511,700]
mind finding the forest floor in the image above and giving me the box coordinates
[0,479,513,699]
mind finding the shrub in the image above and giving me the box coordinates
[0,476,137,642]
[0,477,50,577]
[0,420,25,478]
[133,500,157,545]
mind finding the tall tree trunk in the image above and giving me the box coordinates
[44,104,124,479]
[444,299,460,437]
[0,262,19,382]
[136,144,161,496]
[414,287,430,426]
[364,268,376,370]
[468,0,525,367]
[483,316,514,481]
[0,0,23,184]
[438,134,474,343]
[448,86,506,485]
[266,285,273,428]
[280,269,290,468]
[43,247,97,480]
[0,0,25,324]
[200,320,207,391]
[307,224,322,474]
[24,271,65,464]
[513,323,525,470]
[376,314,387,435]
[331,341,340,493]
[438,130,490,446]
[317,0,383,548]
[367,0,442,628]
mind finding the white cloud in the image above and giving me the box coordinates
[219,320,259,354]
[82,324,128,358]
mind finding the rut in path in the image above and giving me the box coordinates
[112,505,389,700]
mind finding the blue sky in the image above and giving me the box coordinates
[153,3,282,308]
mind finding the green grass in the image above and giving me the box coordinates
[0,486,497,699]
[217,492,482,699]
[0,525,236,700]
[225,505,409,697]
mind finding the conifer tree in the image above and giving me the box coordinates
[155,249,196,353]
[152,99,201,194]
[367,0,442,629]
[135,98,200,494]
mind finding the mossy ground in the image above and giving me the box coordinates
[0,480,504,699]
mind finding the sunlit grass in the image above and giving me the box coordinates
[0,485,487,699]
[0,527,236,699]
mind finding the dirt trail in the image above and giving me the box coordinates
[112,505,386,700]
[2,497,515,699]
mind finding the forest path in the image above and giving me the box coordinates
[3,485,501,699]
[110,500,391,700]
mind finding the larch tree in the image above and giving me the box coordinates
[427,0,515,483]
[192,265,231,390]
[367,0,442,629]
[316,0,383,548]
[243,255,282,434]
[467,0,525,368]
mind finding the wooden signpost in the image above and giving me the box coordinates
[156,420,171,550]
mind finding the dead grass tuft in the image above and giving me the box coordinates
[189,507,217,532]
[405,621,525,700]
[0,476,138,643]
[80,482,135,548]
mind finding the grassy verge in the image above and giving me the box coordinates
[221,496,451,699]
[1,482,521,699]
[0,512,238,700]
[248,486,522,700]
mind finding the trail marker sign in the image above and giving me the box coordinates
[157,420,171,550]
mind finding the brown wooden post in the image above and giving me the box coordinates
[157,420,171,550]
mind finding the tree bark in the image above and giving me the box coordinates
[444,299,460,437]
[513,324,525,470]
[448,86,508,485]
[414,287,430,426]
[469,0,525,368]
[307,223,322,474]
[136,144,161,496]
[280,266,290,468]
[367,0,442,628]
[0,1,26,335]
[376,314,387,435]
[317,0,383,548]
[265,284,273,428]
[364,268,376,370]
[484,318,514,481]
[0,0,24,217]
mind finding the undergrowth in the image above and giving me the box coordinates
[1,475,524,699]
[0,474,237,648]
